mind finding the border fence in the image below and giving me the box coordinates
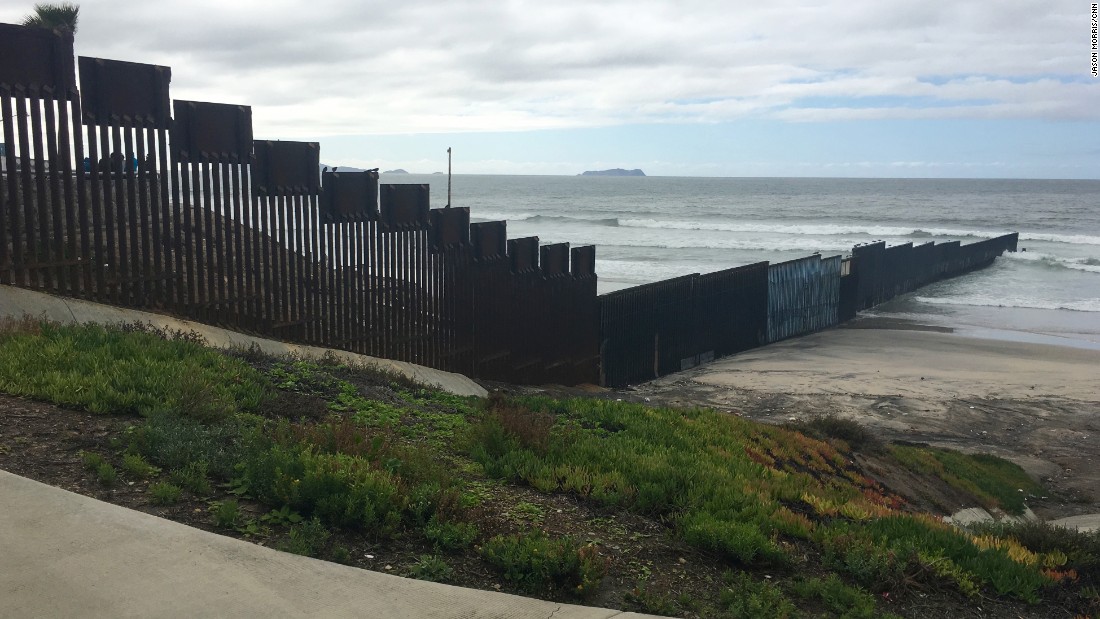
[598,234,1017,387]
[0,23,1016,389]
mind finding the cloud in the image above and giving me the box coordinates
[0,0,1092,137]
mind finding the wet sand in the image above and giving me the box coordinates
[630,319,1100,520]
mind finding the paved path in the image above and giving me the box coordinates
[0,470,655,619]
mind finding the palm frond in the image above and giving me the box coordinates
[21,2,79,34]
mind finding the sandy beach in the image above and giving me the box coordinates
[629,318,1100,521]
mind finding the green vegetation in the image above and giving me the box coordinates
[22,2,79,34]
[409,554,454,583]
[278,517,331,557]
[121,453,159,479]
[211,500,242,529]
[1,319,1096,617]
[890,444,1041,514]
[480,531,607,595]
[148,482,182,505]
[0,322,263,420]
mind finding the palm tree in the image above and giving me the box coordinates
[22,2,79,34]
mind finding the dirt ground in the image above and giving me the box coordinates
[622,320,1100,522]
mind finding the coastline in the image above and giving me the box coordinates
[629,318,1100,521]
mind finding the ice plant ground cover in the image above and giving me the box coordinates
[0,318,1096,618]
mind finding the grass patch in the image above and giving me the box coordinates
[480,531,607,595]
[409,554,454,583]
[0,321,264,420]
[149,482,182,505]
[889,445,1041,514]
[121,453,159,479]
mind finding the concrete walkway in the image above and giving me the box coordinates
[0,470,656,618]
[0,285,486,398]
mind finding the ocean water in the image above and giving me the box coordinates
[385,174,1100,348]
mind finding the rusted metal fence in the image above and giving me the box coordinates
[1,23,1020,389]
[599,263,768,387]
[767,254,841,343]
[0,23,598,385]
[848,233,1018,312]
[600,234,1017,387]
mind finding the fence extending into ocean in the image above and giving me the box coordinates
[598,235,1017,387]
[0,24,1016,388]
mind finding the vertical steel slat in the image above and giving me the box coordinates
[12,95,34,287]
[244,164,259,325]
[42,94,66,294]
[109,124,129,305]
[343,220,353,349]
[138,127,157,303]
[167,140,184,309]
[349,220,360,352]
[147,127,165,304]
[186,160,202,310]
[301,195,314,343]
[275,193,288,327]
[122,125,140,305]
[0,90,16,286]
[333,220,344,347]
[207,162,224,316]
[229,161,245,324]
[98,124,119,302]
[216,161,232,320]
[85,121,104,298]
[284,192,297,331]
[60,93,84,296]
[401,229,409,362]
[27,95,53,291]
[133,126,150,305]
[256,176,271,327]
[20,94,45,289]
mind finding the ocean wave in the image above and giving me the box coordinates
[595,259,713,282]
[1003,251,1100,274]
[615,219,1000,240]
[470,211,536,222]
[525,215,619,226]
[913,295,1100,313]
[1019,232,1100,246]
[475,212,1100,248]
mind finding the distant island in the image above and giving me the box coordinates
[579,168,646,177]
[383,169,409,174]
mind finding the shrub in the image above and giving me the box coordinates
[480,531,596,593]
[409,555,454,583]
[81,451,106,471]
[149,482,182,505]
[211,500,242,529]
[425,517,478,552]
[278,517,330,557]
[121,453,159,479]
[680,512,789,567]
[718,571,797,619]
[237,442,403,535]
[129,413,246,478]
[171,461,212,496]
[486,393,555,454]
[790,574,878,619]
[96,462,118,486]
[787,414,880,452]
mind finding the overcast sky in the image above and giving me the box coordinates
[2,0,1097,177]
